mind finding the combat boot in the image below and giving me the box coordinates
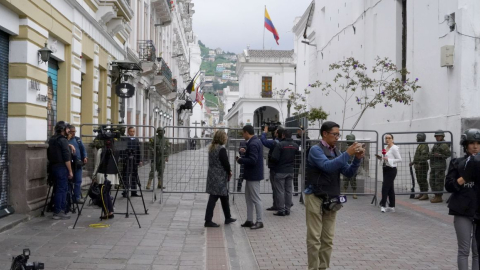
[146,179,152,190]
[352,189,357,199]
[418,194,429,200]
[414,194,422,199]
[430,194,443,203]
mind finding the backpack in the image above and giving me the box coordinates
[88,182,103,207]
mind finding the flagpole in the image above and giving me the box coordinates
[263,5,265,50]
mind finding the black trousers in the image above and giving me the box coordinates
[205,194,231,222]
[380,166,397,207]
[293,156,301,191]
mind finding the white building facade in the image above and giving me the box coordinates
[294,0,480,154]
[224,48,296,129]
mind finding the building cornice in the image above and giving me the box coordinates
[292,1,315,35]
[224,97,286,120]
[65,0,126,59]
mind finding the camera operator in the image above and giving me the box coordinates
[304,121,364,270]
[260,125,283,211]
[270,129,298,216]
[122,127,142,197]
[47,121,74,220]
[67,125,87,203]
[294,127,310,196]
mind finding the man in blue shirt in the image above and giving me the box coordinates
[260,125,283,211]
[304,121,364,270]
[67,125,88,204]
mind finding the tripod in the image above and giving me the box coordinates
[73,143,142,229]
[41,166,81,217]
[113,148,149,218]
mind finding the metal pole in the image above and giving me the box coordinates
[263,6,266,50]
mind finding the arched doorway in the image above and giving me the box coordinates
[253,106,280,131]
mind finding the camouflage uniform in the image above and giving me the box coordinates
[146,128,170,189]
[343,134,357,199]
[412,133,430,199]
[429,131,451,202]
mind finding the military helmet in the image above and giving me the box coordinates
[434,130,445,137]
[460,128,480,146]
[156,128,164,136]
[416,133,426,142]
[346,134,355,146]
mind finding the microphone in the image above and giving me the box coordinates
[382,149,387,166]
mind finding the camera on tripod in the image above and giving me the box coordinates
[10,249,44,270]
[93,126,122,142]
[261,120,281,132]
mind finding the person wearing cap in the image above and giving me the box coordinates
[445,129,480,270]
[343,134,358,199]
[429,130,451,203]
[47,121,74,220]
[409,133,430,200]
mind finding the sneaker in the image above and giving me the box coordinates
[380,207,386,213]
[75,198,85,204]
[52,212,71,220]
[386,207,395,213]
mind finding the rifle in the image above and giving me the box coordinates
[409,152,415,199]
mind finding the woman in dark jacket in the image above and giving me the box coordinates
[204,130,236,227]
[445,128,480,270]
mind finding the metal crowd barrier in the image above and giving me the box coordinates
[380,131,454,197]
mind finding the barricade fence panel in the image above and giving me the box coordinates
[80,124,157,202]
[227,127,301,195]
[380,131,454,196]
[303,129,379,200]
[162,126,217,193]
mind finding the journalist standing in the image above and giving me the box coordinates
[47,121,74,220]
[304,121,363,270]
[204,130,236,227]
[445,129,480,270]
[237,125,264,230]
[271,129,298,216]
[294,127,310,195]
[379,134,402,213]
[122,127,142,197]
[67,125,87,203]
[260,125,283,211]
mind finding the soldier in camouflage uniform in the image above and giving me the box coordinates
[429,130,451,203]
[146,128,170,190]
[409,133,430,200]
[343,134,358,199]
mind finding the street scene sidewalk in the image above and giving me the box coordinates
[0,146,462,270]
[0,188,460,270]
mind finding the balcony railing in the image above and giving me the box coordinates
[137,40,156,62]
[158,58,173,83]
[261,91,273,98]
[152,0,172,25]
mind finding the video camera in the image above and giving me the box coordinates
[93,126,122,142]
[261,120,281,132]
[10,249,44,270]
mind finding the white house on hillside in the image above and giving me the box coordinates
[224,48,296,129]
[294,0,480,154]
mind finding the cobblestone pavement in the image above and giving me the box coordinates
[0,143,465,270]
[232,192,459,270]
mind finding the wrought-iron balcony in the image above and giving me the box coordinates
[138,40,156,62]
[153,57,175,96]
[152,0,172,25]
[261,91,273,98]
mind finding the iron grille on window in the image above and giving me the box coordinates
[157,57,173,83]
[137,40,156,62]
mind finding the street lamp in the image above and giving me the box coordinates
[38,43,52,64]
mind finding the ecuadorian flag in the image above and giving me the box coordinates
[265,8,280,45]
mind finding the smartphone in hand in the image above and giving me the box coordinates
[375,154,382,160]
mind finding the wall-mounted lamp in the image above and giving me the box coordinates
[38,43,53,64]
[154,107,160,114]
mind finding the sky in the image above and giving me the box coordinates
[192,0,312,54]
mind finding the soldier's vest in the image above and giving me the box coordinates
[305,143,342,198]
[431,143,449,168]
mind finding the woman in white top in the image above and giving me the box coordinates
[378,134,402,213]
